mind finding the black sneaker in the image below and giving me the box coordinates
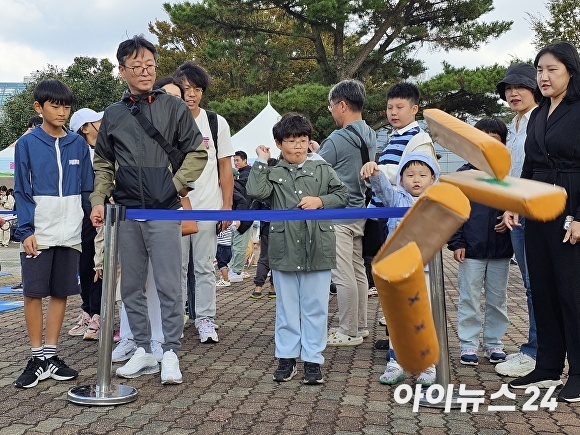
[303,362,324,384]
[557,375,580,402]
[14,357,50,388]
[45,356,78,381]
[273,358,297,382]
[509,369,562,389]
[329,282,337,295]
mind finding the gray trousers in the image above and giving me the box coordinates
[119,219,183,353]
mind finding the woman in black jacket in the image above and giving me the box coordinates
[504,42,580,402]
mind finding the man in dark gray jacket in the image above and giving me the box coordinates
[90,35,207,384]
[317,79,377,346]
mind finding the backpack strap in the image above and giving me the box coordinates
[205,110,220,176]
[345,124,370,165]
[125,99,185,174]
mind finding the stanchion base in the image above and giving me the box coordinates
[419,386,462,409]
[67,383,138,406]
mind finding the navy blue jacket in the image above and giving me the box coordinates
[447,163,513,259]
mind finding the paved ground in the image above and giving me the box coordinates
[0,249,579,434]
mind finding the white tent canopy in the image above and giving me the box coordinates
[230,101,281,159]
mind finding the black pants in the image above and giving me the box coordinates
[526,216,580,376]
[80,237,102,316]
[253,233,272,287]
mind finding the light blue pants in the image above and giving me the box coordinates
[457,258,510,351]
[272,269,331,364]
[231,227,252,274]
[181,220,218,326]
[510,219,537,359]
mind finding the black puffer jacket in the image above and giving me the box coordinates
[447,163,513,259]
[90,89,207,210]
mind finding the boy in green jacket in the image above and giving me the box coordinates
[246,113,348,384]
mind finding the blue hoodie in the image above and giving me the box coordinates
[14,126,94,247]
[368,151,440,236]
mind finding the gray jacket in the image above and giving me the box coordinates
[318,120,377,208]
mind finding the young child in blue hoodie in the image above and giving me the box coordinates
[13,79,94,388]
[361,150,439,386]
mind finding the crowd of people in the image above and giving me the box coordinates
[9,34,580,403]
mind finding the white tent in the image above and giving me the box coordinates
[230,101,281,159]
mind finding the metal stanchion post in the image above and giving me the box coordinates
[420,250,460,408]
[68,204,138,406]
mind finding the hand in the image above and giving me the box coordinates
[563,220,580,245]
[23,235,39,256]
[360,162,379,179]
[90,205,105,227]
[256,145,271,160]
[178,187,190,197]
[297,196,323,210]
[502,211,520,231]
[220,204,232,230]
[494,216,508,233]
[94,269,103,282]
[453,248,465,263]
[308,140,320,153]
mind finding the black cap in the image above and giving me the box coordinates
[496,63,537,101]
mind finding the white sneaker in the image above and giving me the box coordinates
[378,316,386,326]
[326,330,363,346]
[241,271,251,279]
[417,365,436,386]
[329,327,369,338]
[228,271,243,283]
[115,347,159,378]
[379,360,405,385]
[198,319,219,343]
[216,279,231,287]
[161,350,182,385]
[495,352,536,377]
[112,338,137,363]
[150,340,164,363]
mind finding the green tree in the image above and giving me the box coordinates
[529,0,580,49]
[0,57,124,148]
[419,62,509,121]
[152,0,511,89]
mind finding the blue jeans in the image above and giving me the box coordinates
[457,258,510,351]
[511,218,537,359]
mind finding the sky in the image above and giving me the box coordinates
[0,0,548,83]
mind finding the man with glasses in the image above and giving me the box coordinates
[317,79,377,347]
[90,35,208,384]
[173,61,234,344]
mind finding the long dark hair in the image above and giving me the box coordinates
[534,41,580,104]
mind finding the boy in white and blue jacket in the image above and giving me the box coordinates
[13,79,94,389]
[247,113,349,384]
[361,151,439,386]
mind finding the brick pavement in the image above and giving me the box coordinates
[0,250,579,434]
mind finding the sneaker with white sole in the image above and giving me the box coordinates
[241,271,251,279]
[45,356,78,381]
[150,340,164,363]
[378,316,386,326]
[228,271,243,283]
[379,360,405,385]
[484,347,507,364]
[460,349,479,366]
[83,314,100,340]
[68,311,90,336]
[495,352,536,377]
[198,319,219,343]
[327,330,363,346]
[116,347,159,379]
[216,279,231,287]
[273,358,297,382]
[329,327,369,339]
[509,369,562,389]
[417,365,436,386]
[13,357,50,388]
[161,350,182,384]
[112,338,138,363]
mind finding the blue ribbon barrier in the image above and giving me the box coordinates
[125,207,409,221]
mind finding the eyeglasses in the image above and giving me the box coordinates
[327,100,343,112]
[122,65,158,76]
[282,138,310,147]
[186,87,203,95]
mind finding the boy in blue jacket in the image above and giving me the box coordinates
[361,149,439,386]
[447,118,513,367]
[13,79,94,388]
[247,113,349,384]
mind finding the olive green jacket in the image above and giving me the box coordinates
[246,157,348,272]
